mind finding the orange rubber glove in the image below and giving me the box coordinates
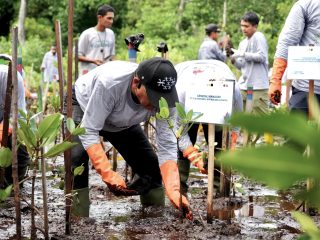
[183,146,207,174]
[269,58,287,105]
[0,122,12,145]
[160,160,193,220]
[86,143,138,196]
[230,131,238,151]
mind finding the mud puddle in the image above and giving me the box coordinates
[0,153,316,240]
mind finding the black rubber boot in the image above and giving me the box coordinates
[140,186,165,206]
[71,187,90,217]
[178,158,190,196]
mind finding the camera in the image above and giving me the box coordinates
[124,33,144,52]
[157,42,168,53]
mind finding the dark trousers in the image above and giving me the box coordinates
[287,86,320,151]
[178,123,223,193]
[289,86,320,115]
[70,90,162,192]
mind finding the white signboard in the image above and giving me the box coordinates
[185,79,234,124]
[287,46,320,80]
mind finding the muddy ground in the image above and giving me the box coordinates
[0,142,319,240]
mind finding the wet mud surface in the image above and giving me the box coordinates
[0,153,319,239]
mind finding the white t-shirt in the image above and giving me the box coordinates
[78,27,115,75]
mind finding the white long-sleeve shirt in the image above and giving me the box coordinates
[75,60,177,165]
[233,31,269,90]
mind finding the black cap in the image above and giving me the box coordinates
[205,24,221,34]
[136,57,178,108]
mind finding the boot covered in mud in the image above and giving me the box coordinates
[177,157,190,196]
[160,160,193,220]
[140,186,165,206]
[72,187,90,217]
[127,174,165,206]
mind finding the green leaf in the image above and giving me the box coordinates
[191,112,204,122]
[17,128,35,155]
[159,97,168,109]
[176,125,184,139]
[18,109,27,119]
[229,112,318,148]
[71,127,86,136]
[219,145,318,189]
[0,147,12,168]
[175,102,186,119]
[292,211,320,238]
[38,113,63,142]
[73,164,85,176]
[296,187,320,209]
[0,185,12,202]
[43,141,78,158]
[186,109,193,122]
[159,107,170,119]
[18,119,37,147]
[66,118,75,133]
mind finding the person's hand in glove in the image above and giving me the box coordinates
[230,131,238,151]
[160,160,193,220]
[86,143,138,196]
[269,58,287,105]
[183,146,207,174]
[0,122,11,145]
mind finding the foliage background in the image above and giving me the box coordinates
[0,0,296,89]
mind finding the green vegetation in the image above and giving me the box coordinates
[219,99,320,239]
[0,0,296,90]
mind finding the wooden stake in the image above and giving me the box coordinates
[64,0,74,235]
[207,123,215,223]
[306,80,315,214]
[285,80,292,107]
[12,26,22,240]
[219,125,230,197]
[55,20,65,118]
[74,39,79,81]
[242,86,253,146]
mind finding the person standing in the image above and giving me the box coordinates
[40,43,58,83]
[78,4,116,75]
[230,12,269,115]
[269,0,320,114]
[198,24,228,62]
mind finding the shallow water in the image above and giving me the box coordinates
[0,151,314,239]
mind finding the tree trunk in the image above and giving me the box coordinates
[175,0,186,32]
[18,0,27,45]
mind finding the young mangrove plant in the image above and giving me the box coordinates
[17,110,85,240]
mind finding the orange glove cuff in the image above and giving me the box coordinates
[86,143,126,188]
[0,123,12,144]
[270,58,287,85]
[182,146,197,158]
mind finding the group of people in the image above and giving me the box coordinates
[1,0,319,221]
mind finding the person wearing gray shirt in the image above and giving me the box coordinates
[269,0,320,114]
[230,12,269,115]
[198,24,227,62]
[0,55,29,188]
[71,57,192,220]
